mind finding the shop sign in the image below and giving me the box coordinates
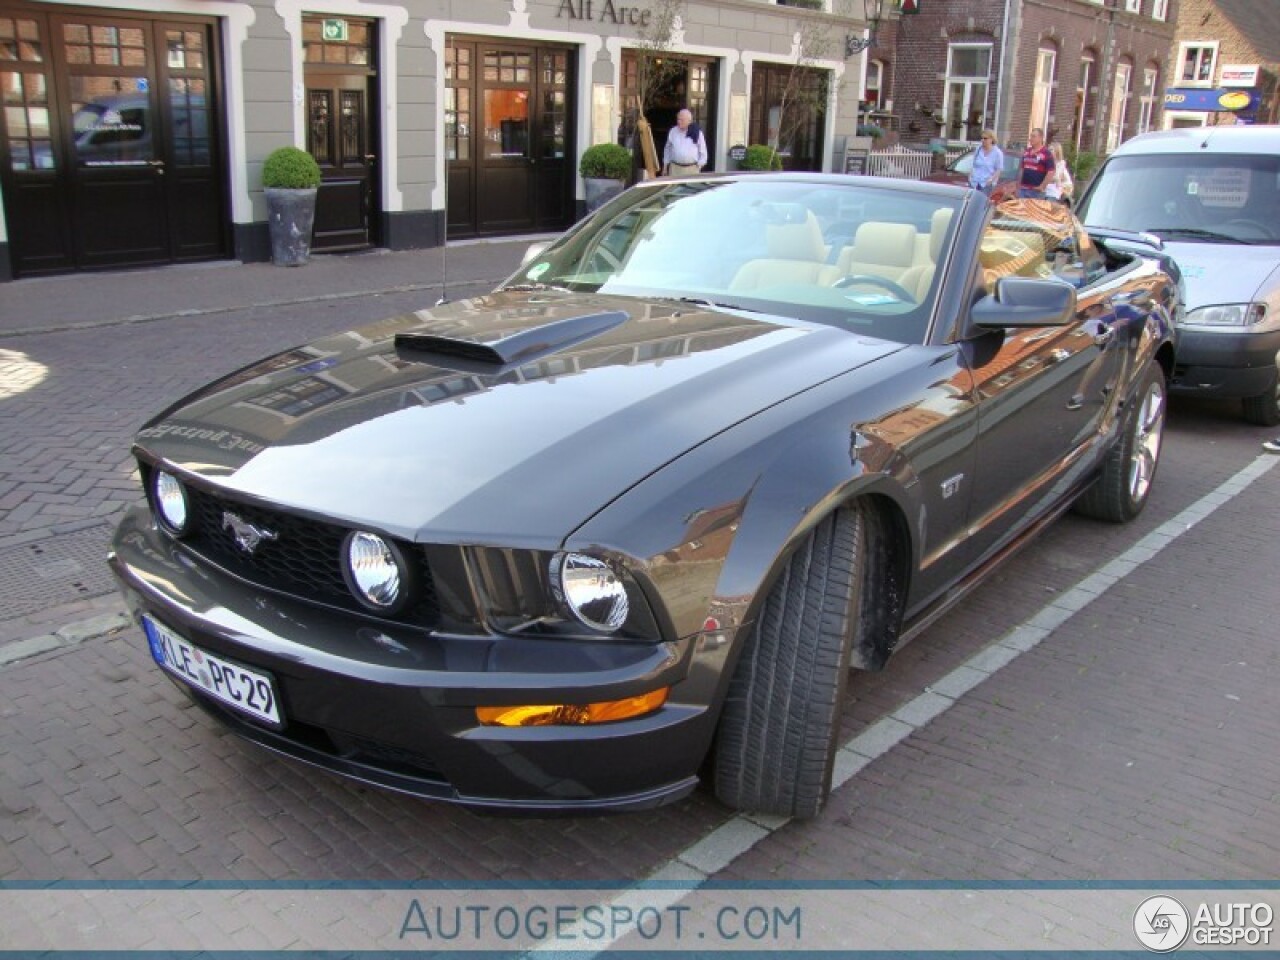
[556,0,651,26]
[1163,87,1259,113]
[1220,64,1259,87]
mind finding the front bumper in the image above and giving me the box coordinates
[1170,326,1280,399]
[108,507,715,813]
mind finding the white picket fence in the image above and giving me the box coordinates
[865,144,969,180]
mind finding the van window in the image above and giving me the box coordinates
[1077,153,1280,246]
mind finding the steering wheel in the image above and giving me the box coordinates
[1221,218,1274,240]
[832,273,916,302]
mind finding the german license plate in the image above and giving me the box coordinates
[143,615,282,727]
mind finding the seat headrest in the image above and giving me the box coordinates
[929,208,954,262]
[851,222,918,268]
[766,211,826,261]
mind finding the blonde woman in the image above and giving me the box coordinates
[1044,142,1074,204]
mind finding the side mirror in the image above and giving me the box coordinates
[521,241,551,267]
[970,276,1077,331]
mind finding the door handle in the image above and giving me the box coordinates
[147,159,165,176]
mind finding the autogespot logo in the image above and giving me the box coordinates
[1134,895,1191,952]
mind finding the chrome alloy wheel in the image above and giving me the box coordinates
[1128,377,1166,504]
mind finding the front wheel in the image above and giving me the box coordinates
[1074,363,1166,523]
[1242,376,1280,426]
[714,505,871,819]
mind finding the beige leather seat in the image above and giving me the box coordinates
[901,207,955,299]
[836,222,919,288]
[730,211,836,291]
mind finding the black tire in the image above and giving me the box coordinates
[714,504,870,819]
[1242,377,1280,426]
[1075,363,1166,523]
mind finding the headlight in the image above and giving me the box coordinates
[343,531,411,613]
[152,471,189,534]
[549,552,629,633]
[1182,302,1266,327]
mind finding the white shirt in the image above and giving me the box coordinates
[664,126,707,168]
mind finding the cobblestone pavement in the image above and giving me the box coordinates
[0,248,1277,892]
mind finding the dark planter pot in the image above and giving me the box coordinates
[265,187,318,266]
[583,177,625,213]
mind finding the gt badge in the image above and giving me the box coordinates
[941,474,964,499]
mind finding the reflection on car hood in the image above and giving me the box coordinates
[1161,241,1280,310]
[138,290,902,544]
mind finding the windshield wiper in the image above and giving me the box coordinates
[1145,227,1244,244]
[649,295,764,314]
[501,282,572,292]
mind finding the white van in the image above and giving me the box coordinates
[1075,126,1280,425]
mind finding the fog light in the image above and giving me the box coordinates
[153,471,189,534]
[342,531,412,613]
[476,687,669,726]
[550,552,629,633]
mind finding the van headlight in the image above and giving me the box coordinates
[1182,302,1266,327]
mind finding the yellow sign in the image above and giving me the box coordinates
[1218,90,1251,111]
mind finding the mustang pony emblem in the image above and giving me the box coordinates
[222,511,277,554]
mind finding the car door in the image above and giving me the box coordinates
[961,201,1125,565]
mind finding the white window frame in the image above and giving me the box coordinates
[943,43,992,139]
[1137,66,1158,134]
[1107,63,1132,153]
[1075,55,1094,152]
[1123,0,1140,12]
[866,58,884,111]
[1178,41,1219,87]
[1030,47,1056,138]
[1151,0,1168,20]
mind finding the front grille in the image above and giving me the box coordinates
[175,481,438,624]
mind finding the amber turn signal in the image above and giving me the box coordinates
[476,687,669,727]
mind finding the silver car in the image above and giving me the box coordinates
[1075,126,1280,425]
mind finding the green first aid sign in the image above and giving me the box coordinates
[322,19,348,41]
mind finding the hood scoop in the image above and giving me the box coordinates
[395,309,629,372]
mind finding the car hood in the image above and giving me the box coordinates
[138,290,902,545]
[1161,240,1280,310]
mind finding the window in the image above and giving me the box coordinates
[1151,0,1169,20]
[865,59,884,112]
[1074,54,1095,152]
[1137,67,1158,135]
[1107,63,1131,153]
[1179,43,1217,86]
[943,44,991,141]
[1123,0,1140,12]
[1030,48,1056,139]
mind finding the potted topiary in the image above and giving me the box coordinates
[579,142,632,212]
[740,144,784,171]
[262,146,322,266]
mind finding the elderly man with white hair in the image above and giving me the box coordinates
[663,108,708,176]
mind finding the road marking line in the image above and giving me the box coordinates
[528,453,1279,957]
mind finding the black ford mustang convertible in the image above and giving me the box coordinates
[110,174,1177,818]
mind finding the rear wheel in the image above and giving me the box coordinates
[1242,376,1280,426]
[1075,363,1166,522]
[714,504,871,819]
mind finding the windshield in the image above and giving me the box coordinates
[504,179,961,346]
[1077,153,1280,245]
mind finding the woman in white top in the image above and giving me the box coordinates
[663,109,708,176]
[1044,142,1074,204]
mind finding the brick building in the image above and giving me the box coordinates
[862,0,1176,154]
[1163,0,1280,128]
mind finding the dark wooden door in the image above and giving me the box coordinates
[302,17,379,252]
[446,37,573,239]
[0,7,227,276]
[748,63,828,172]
